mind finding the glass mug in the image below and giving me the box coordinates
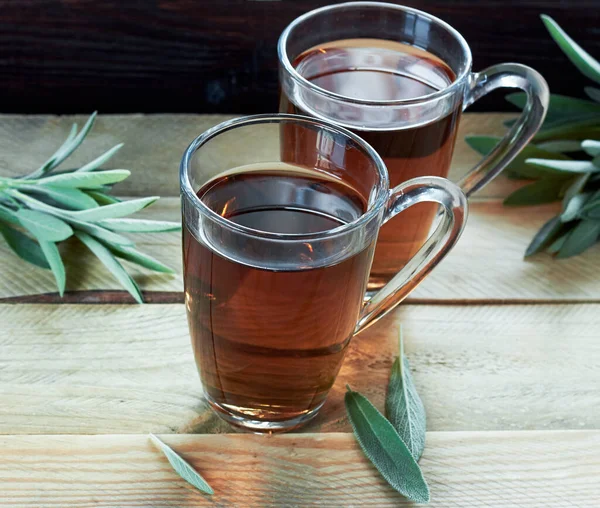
[181,114,467,432]
[278,1,549,289]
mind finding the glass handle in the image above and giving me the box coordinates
[355,177,468,334]
[459,63,549,196]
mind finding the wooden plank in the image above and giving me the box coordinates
[2,198,599,302]
[0,112,520,197]
[0,0,596,115]
[1,303,598,435]
[0,431,597,507]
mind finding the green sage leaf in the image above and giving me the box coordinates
[69,219,134,246]
[0,204,20,226]
[21,184,99,210]
[108,243,175,273]
[39,169,130,189]
[541,15,600,85]
[149,434,213,496]
[16,209,73,242]
[507,92,600,125]
[557,219,600,258]
[526,158,598,174]
[582,140,600,157]
[536,140,583,153]
[585,86,600,103]
[69,196,158,222]
[504,179,565,206]
[0,223,49,268]
[533,121,600,142]
[563,174,590,209]
[75,231,143,303]
[98,218,181,232]
[547,233,569,254]
[345,386,429,504]
[385,328,426,461]
[466,136,570,179]
[525,215,566,256]
[76,143,124,172]
[38,240,66,296]
[562,193,591,222]
[33,123,78,177]
[86,191,121,205]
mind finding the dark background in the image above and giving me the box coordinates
[2,0,599,114]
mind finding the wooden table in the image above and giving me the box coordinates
[0,113,598,507]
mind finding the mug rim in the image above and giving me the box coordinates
[180,113,390,241]
[277,1,473,107]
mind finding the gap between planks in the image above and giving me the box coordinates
[0,431,597,507]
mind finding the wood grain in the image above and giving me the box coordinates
[1,303,598,435]
[2,198,599,302]
[0,431,597,507]
[0,112,519,197]
[0,0,596,114]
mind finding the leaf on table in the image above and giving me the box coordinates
[33,124,77,177]
[582,140,600,157]
[385,327,426,462]
[526,158,598,174]
[39,169,130,189]
[547,232,570,254]
[0,224,50,268]
[533,121,600,143]
[0,204,20,226]
[465,136,570,179]
[506,92,600,125]
[149,434,214,496]
[585,86,600,103]
[98,217,181,232]
[76,143,124,172]
[556,219,600,258]
[562,192,592,222]
[86,191,121,205]
[75,230,143,303]
[68,218,135,246]
[503,179,565,206]
[579,190,600,219]
[16,209,73,242]
[562,173,590,209]
[345,386,429,504]
[38,240,66,296]
[541,15,600,85]
[108,243,175,273]
[525,215,565,256]
[69,196,159,221]
[21,184,99,210]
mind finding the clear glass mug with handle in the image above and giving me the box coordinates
[181,114,468,432]
[278,1,549,289]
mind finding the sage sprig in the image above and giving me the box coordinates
[345,328,430,503]
[0,113,180,301]
[466,15,600,258]
[149,434,214,495]
[385,328,426,462]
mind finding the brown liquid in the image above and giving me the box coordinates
[281,38,462,288]
[183,167,374,427]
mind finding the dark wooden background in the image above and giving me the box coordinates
[2,0,599,114]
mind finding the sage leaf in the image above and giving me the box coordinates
[39,169,130,189]
[149,434,213,496]
[541,15,600,85]
[98,218,181,232]
[345,386,429,504]
[32,124,78,177]
[16,209,73,242]
[466,136,570,179]
[562,193,591,222]
[0,224,49,268]
[69,219,134,246]
[21,184,99,210]
[563,174,590,209]
[533,120,600,142]
[69,196,158,221]
[38,240,66,296]
[547,233,569,254]
[386,328,426,461]
[0,204,20,226]
[504,179,565,206]
[108,243,175,273]
[536,140,583,153]
[582,140,600,157]
[76,143,124,172]
[526,158,598,174]
[585,86,600,103]
[75,231,143,303]
[557,220,600,259]
[525,215,564,257]
[86,191,121,205]
[507,92,600,125]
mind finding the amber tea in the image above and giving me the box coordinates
[183,165,375,428]
[280,38,463,288]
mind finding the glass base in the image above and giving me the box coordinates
[205,393,325,434]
